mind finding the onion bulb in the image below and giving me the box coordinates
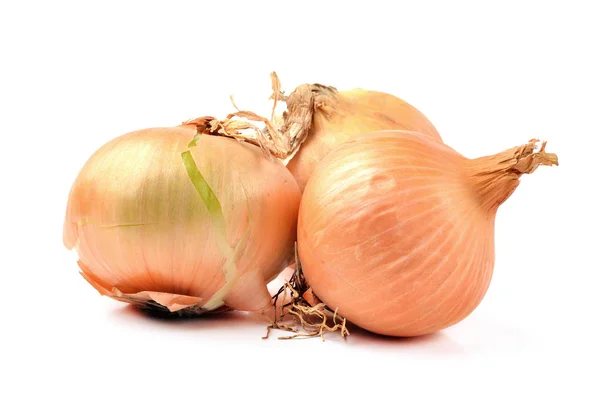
[281,83,442,191]
[297,130,558,337]
[63,126,301,314]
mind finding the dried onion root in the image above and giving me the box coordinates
[263,245,349,341]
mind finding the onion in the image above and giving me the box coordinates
[282,84,442,191]
[297,130,558,337]
[199,73,441,192]
[63,125,301,314]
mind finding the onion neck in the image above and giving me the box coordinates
[180,116,219,134]
[278,81,338,161]
[467,140,558,213]
[176,73,339,163]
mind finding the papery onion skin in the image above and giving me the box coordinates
[285,87,442,191]
[297,130,557,337]
[63,126,301,313]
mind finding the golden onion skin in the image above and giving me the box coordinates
[298,130,556,337]
[64,127,301,313]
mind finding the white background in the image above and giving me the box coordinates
[1,1,599,395]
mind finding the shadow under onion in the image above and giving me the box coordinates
[109,296,465,354]
[109,303,253,330]
[344,322,465,354]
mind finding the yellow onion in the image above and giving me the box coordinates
[297,130,558,337]
[205,73,441,192]
[63,125,301,314]
[281,83,442,191]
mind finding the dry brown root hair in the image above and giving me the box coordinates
[263,244,350,341]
